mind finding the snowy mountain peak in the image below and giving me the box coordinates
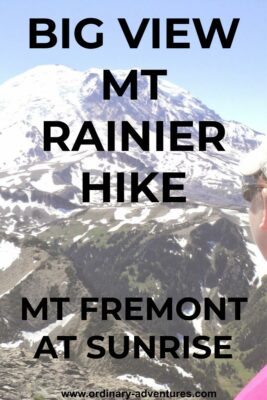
[0,64,264,207]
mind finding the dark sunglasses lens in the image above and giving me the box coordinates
[242,187,254,202]
[242,186,261,202]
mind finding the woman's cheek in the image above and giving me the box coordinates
[249,207,267,260]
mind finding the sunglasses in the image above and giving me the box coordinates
[242,184,265,202]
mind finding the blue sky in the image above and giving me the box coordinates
[0,0,266,132]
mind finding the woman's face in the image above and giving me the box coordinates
[249,175,267,259]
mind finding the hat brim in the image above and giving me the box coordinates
[239,148,262,176]
[239,135,267,176]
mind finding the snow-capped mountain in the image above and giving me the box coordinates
[0,65,266,400]
[0,65,264,212]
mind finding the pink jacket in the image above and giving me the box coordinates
[234,365,267,399]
